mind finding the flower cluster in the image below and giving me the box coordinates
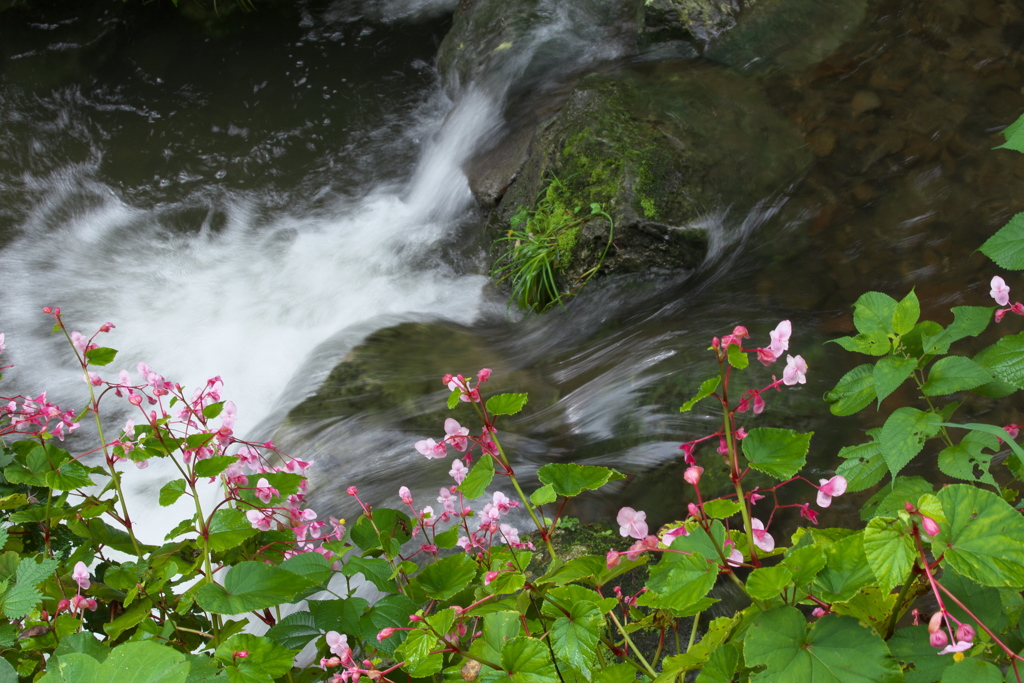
[991,276,1024,322]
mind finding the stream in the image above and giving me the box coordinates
[1,0,1023,549]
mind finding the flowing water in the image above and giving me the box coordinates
[1,0,1023,547]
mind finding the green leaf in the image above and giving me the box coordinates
[54,631,110,663]
[486,393,529,416]
[308,597,368,637]
[922,306,993,355]
[159,479,188,507]
[103,598,154,640]
[4,555,59,619]
[195,562,307,614]
[942,571,1006,636]
[458,454,495,500]
[888,626,953,683]
[980,212,1024,269]
[813,533,876,603]
[746,566,793,601]
[860,476,933,521]
[893,290,920,335]
[694,643,739,683]
[536,463,625,497]
[825,364,877,416]
[413,554,476,600]
[879,407,942,477]
[202,402,225,419]
[480,636,558,683]
[680,377,720,413]
[940,658,1003,682]
[530,484,557,506]
[349,508,412,555]
[184,432,216,450]
[469,612,521,667]
[835,438,887,493]
[873,355,917,405]
[434,525,461,549]
[194,456,238,478]
[744,608,902,682]
[922,356,993,396]
[266,611,320,650]
[742,427,813,481]
[938,430,1000,487]
[39,654,101,683]
[342,556,397,593]
[829,331,892,356]
[996,113,1024,150]
[702,499,742,519]
[853,291,898,337]
[361,594,420,656]
[215,634,296,681]
[207,508,258,553]
[727,343,749,369]
[397,629,443,677]
[45,459,95,491]
[975,332,1024,389]
[935,484,1024,588]
[103,640,189,683]
[782,545,827,587]
[85,347,118,367]
[637,551,716,613]
[863,517,915,593]
[550,602,604,678]
[279,552,333,588]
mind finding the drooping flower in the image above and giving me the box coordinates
[751,518,775,552]
[444,418,470,452]
[72,562,91,591]
[414,438,447,459]
[254,477,279,504]
[617,507,648,540]
[769,320,792,358]
[661,525,689,545]
[683,466,703,486]
[783,354,808,385]
[938,640,972,656]
[326,631,352,661]
[399,486,414,506]
[956,623,975,643]
[246,509,274,531]
[797,503,819,525]
[991,276,1011,306]
[816,475,847,508]
[449,459,468,484]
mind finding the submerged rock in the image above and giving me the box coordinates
[641,0,749,50]
[486,60,812,302]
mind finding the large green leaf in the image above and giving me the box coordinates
[888,626,953,683]
[695,644,739,683]
[745,608,901,682]
[742,428,813,481]
[935,484,1024,588]
[360,594,419,656]
[878,407,942,477]
[637,551,716,613]
[550,601,604,678]
[835,438,886,493]
[486,393,528,416]
[266,611,320,650]
[308,597,368,637]
[3,555,60,619]
[469,612,521,667]
[853,292,898,337]
[860,476,933,521]
[813,533,875,604]
[413,553,477,600]
[893,290,920,336]
[398,629,444,677]
[207,508,258,553]
[102,641,189,683]
[942,571,1006,636]
[458,455,495,500]
[921,356,993,396]
[873,355,917,405]
[342,556,397,593]
[535,463,625,497]
[214,634,296,681]
[44,459,95,491]
[975,333,1024,389]
[825,365,876,416]
[39,654,103,682]
[195,562,306,614]
[921,306,992,355]
[746,566,793,601]
[940,658,1003,682]
[479,637,558,683]
[937,431,1000,487]
[862,517,915,594]
[980,212,1024,269]
[159,479,188,507]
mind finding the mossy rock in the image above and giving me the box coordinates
[642,0,749,49]
[488,59,811,303]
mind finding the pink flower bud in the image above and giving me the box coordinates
[929,630,948,649]
[346,486,358,496]
[732,326,749,339]
[688,502,702,519]
[43,307,52,314]
[928,611,945,633]
[56,599,70,614]
[921,515,941,537]
[377,628,396,642]
[812,607,826,618]
[477,368,492,382]
[956,623,975,643]
[409,614,423,622]
[484,571,499,586]
[683,466,703,486]
[606,550,621,568]
[233,651,249,659]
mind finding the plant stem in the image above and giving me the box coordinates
[687,611,701,652]
[491,432,557,560]
[608,611,657,679]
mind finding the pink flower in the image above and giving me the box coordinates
[662,526,689,545]
[683,466,703,486]
[246,509,274,531]
[751,518,775,552]
[752,392,766,414]
[679,442,696,465]
[606,550,621,568]
[444,419,470,451]
[798,503,819,525]
[956,624,975,643]
[377,628,396,642]
[812,607,827,618]
[477,368,492,382]
[72,562,91,591]
[254,478,279,504]
[399,486,413,505]
[783,355,807,385]
[756,347,777,366]
[414,438,447,459]
[769,320,791,357]
[938,640,972,656]
[326,632,351,661]
[1005,424,1020,440]
[69,594,97,613]
[816,475,847,508]
[921,515,941,537]
[617,507,648,540]
[0,332,5,355]
[724,540,743,567]
[449,459,468,484]
[991,276,1011,306]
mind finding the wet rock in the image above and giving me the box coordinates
[641,0,747,50]
[851,90,882,115]
[807,127,838,157]
[704,0,867,72]
[485,60,811,302]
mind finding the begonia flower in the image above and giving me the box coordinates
[991,276,1010,306]
[444,418,469,451]
[683,466,703,486]
[798,503,819,525]
[783,355,807,385]
[956,624,975,643]
[414,438,446,459]
[399,486,413,505]
[617,507,648,540]
[449,459,467,484]
[254,477,279,504]
[938,640,972,656]
[751,518,775,552]
[816,475,847,508]
[72,562,91,591]
[921,515,941,537]
[662,526,689,545]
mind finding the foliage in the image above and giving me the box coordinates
[1,115,1024,682]
[491,176,614,312]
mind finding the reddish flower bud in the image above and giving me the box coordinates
[683,466,703,486]
[233,651,249,659]
[921,515,940,537]
[688,502,702,520]
[928,611,945,633]
[956,623,975,643]
[377,628,396,642]
[605,550,620,569]
[929,630,948,649]
[346,486,358,496]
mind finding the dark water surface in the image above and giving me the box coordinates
[0,0,1022,547]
